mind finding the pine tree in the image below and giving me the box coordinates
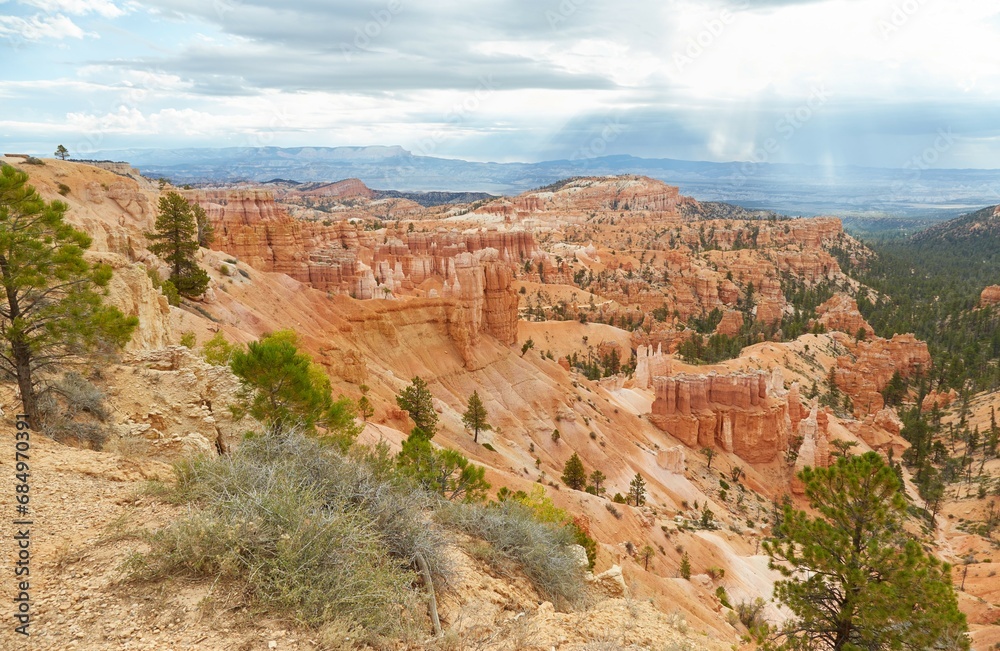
[357,395,374,421]
[0,166,137,422]
[461,390,492,442]
[588,469,606,494]
[230,330,360,449]
[396,376,438,438]
[679,551,691,579]
[628,472,647,506]
[561,452,586,490]
[701,446,716,469]
[54,145,69,160]
[764,452,968,651]
[147,192,209,297]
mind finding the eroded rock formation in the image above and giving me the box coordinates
[832,333,931,416]
[649,371,789,463]
[980,285,1000,308]
[816,294,875,338]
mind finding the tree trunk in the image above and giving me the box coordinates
[13,341,38,424]
[414,552,441,637]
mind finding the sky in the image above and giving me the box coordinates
[1,0,999,168]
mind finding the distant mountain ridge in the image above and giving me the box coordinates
[89,145,1000,220]
[912,205,1000,242]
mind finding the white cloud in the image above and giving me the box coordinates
[18,0,124,17]
[0,13,89,40]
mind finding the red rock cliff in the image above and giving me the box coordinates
[649,370,789,463]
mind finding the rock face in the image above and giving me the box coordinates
[817,294,875,338]
[649,371,789,463]
[91,252,172,351]
[922,388,958,412]
[792,402,830,493]
[114,347,247,455]
[656,446,687,473]
[981,285,1000,308]
[634,344,672,390]
[191,189,536,298]
[854,408,906,455]
[443,249,520,364]
[832,333,931,416]
[185,190,525,355]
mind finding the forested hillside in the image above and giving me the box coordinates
[838,206,1000,394]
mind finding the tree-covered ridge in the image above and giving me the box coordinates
[836,204,1000,393]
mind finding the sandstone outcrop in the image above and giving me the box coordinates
[634,344,672,390]
[114,347,247,455]
[854,408,907,456]
[649,371,789,463]
[922,388,958,412]
[656,446,687,473]
[832,333,931,417]
[190,189,537,300]
[792,402,830,493]
[980,285,1000,308]
[489,176,697,216]
[816,294,875,338]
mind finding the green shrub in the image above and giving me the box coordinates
[736,597,768,631]
[179,331,196,348]
[57,182,71,196]
[482,443,496,452]
[160,279,180,306]
[201,330,238,366]
[715,585,731,608]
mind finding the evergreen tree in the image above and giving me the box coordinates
[396,376,438,438]
[230,330,360,449]
[588,469,606,495]
[396,437,490,502]
[628,472,647,506]
[561,452,586,490]
[147,192,209,297]
[461,390,492,442]
[679,551,691,579]
[701,446,716,469]
[54,145,69,160]
[357,395,374,421]
[764,452,968,651]
[0,166,137,422]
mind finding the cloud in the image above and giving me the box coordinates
[18,0,125,17]
[0,12,89,39]
[3,0,1000,168]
